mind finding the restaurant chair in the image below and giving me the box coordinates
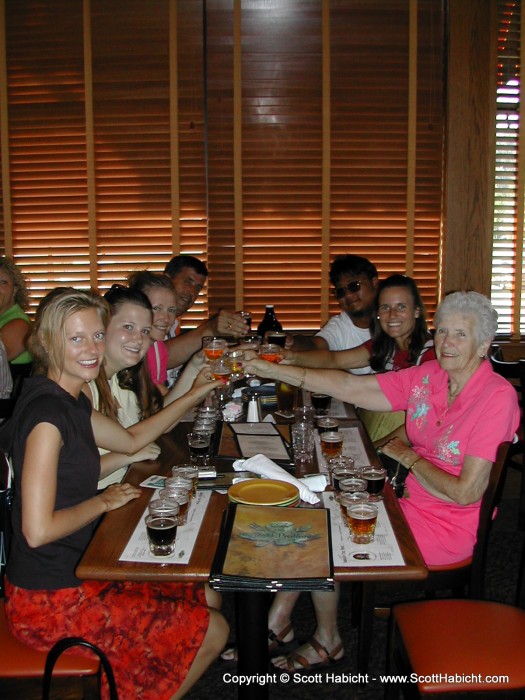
[384,526,525,698]
[489,352,525,530]
[355,442,510,674]
[0,452,103,699]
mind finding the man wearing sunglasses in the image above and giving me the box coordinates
[290,255,378,373]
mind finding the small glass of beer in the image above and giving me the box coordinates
[362,466,387,501]
[347,502,378,544]
[320,431,344,461]
[202,336,227,360]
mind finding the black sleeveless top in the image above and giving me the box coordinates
[3,377,100,589]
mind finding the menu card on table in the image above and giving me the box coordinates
[218,422,293,464]
[210,503,334,592]
[323,493,405,567]
[119,490,211,565]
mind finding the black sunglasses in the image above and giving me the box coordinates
[334,280,361,299]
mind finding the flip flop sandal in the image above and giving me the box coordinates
[220,623,296,665]
[268,622,297,656]
[281,636,345,674]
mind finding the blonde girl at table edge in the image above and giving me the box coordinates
[2,288,228,699]
[243,290,519,673]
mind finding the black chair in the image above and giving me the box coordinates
[489,352,525,530]
[354,442,510,673]
[385,518,525,699]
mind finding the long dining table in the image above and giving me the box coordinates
[77,397,427,700]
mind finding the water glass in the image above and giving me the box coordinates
[294,406,315,425]
[291,421,315,464]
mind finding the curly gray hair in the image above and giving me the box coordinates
[0,256,30,310]
[434,291,498,345]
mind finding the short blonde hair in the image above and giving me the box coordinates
[29,288,109,376]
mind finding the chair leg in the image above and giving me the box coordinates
[357,581,376,674]
[519,465,525,531]
[384,614,399,700]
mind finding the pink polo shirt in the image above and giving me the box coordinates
[146,340,168,386]
[376,359,520,565]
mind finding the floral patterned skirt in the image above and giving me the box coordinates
[5,578,210,700]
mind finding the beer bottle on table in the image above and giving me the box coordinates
[257,304,282,339]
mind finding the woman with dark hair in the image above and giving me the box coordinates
[282,274,435,440]
[2,287,228,699]
[283,274,434,373]
[127,270,177,395]
[84,284,210,488]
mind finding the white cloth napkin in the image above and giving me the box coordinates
[232,453,327,505]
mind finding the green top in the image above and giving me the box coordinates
[0,303,32,364]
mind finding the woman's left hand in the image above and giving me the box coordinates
[380,437,417,468]
[99,483,142,512]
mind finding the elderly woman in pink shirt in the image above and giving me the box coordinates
[244,291,520,672]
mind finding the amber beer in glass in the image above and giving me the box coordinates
[347,502,378,544]
[320,431,343,460]
[202,337,227,361]
[259,343,282,363]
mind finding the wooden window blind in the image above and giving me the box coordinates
[4,0,89,311]
[0,0,445,331]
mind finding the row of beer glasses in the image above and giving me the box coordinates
[145,464,199,556]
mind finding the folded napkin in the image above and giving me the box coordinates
[232,454,327,505]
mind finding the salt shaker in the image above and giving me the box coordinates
[246,394,262,422]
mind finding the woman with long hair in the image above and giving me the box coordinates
[283,274,435,440]
[1,287,228,699]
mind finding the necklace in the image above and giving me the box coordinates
[437,381,461,426]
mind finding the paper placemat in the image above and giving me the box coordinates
[315,425,371,473]
[323,493,404,567]
[119,490,211,565]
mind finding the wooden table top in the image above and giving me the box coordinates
[77,404,427,584]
